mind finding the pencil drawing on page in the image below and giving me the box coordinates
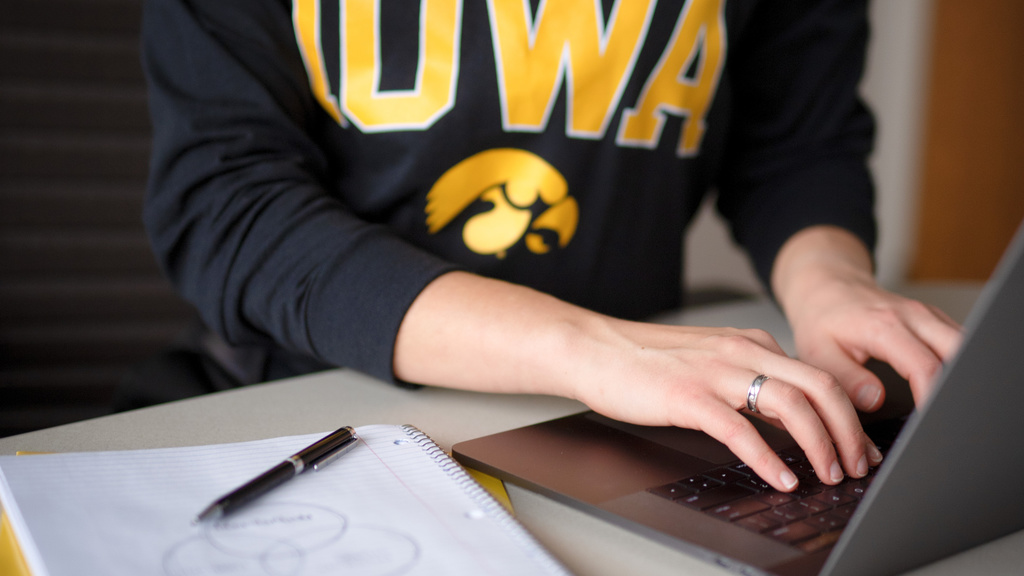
[162,502,420,576]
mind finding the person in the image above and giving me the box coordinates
[138,0,961,494]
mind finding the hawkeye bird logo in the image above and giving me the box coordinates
[426,149,578,258]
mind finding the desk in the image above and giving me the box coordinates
[3,285,1022,575]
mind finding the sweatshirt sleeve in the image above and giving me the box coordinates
[141,0,457,383]
[715,0,878,288]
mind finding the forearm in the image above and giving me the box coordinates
[393,271,593,398]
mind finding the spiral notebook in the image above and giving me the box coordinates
[0,425,571,576]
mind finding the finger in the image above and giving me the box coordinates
[856,299,963,403]
[751,376,848,485]
[694,400,800,492]
[738,327,790,357]
[800,339,886,412]
[752,360,870,482]
[750,412,883,471]
[863,324,946,405]
[697,333,866,483]
[927,302,961,330]
[908,302,964,362]
[863,429,884,467]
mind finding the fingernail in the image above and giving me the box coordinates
[856,455,869,477]
[780,470,799,490]
[868,444,884,464]
[857,386,881,410]
[830,461,844,483]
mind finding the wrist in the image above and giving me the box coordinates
[771,226,876,321]
[540,309,630,402]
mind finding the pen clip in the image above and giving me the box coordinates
[309,434,359,471]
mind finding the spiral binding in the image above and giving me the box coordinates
[399,424,572,576]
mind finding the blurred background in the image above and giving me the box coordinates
[2,0,1023,437]
[689,0,1024,296]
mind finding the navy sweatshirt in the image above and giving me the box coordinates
[142,0,876,384]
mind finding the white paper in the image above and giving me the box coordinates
[0,425,569,576]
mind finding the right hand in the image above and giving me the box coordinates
[559,316,882,492]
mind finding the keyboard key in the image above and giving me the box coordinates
[737,512,783,533]
[778,450,805,466]
[804,511,848,532]
[648,482,694,501]
[737,475,772,492]
[705,467,747,484]
[770,502,810,523]
[678,484,755,510]
[728,462,754,476]
[790,479,825,499]
[837,478,872,498]
[679,475,724,492]
[791,460,817,479]
[710,497,770,521]
[768,522,820,545]
[831,502,858,520]
[755,491,796,507]
[814,489,857,507]
[794,497,832,515]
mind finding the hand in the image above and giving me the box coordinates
[772,227,963,411]
[563,317,883,492]
[394,271,880,493]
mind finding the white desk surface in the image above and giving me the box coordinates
[3,284,1022,576]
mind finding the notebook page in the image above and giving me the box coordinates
[0,425,570,576]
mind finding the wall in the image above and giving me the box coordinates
[911,0,1024,281]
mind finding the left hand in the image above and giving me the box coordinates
[772,227,963,411]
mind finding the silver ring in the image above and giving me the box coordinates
[746,375,771,413]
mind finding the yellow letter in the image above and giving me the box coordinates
[618,0,725,156]
[488,0,654,138]
[342,0,461,131]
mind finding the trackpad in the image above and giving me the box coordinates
[585,412,796,465]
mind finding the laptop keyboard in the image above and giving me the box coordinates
[648,419,903,553]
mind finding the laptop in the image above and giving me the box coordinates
[452,220,1024,576]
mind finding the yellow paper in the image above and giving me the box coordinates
[466,467,514,514]
[0,510,32,576]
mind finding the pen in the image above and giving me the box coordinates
[194,426,359,523]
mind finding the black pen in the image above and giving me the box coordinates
[194,426,359,523]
